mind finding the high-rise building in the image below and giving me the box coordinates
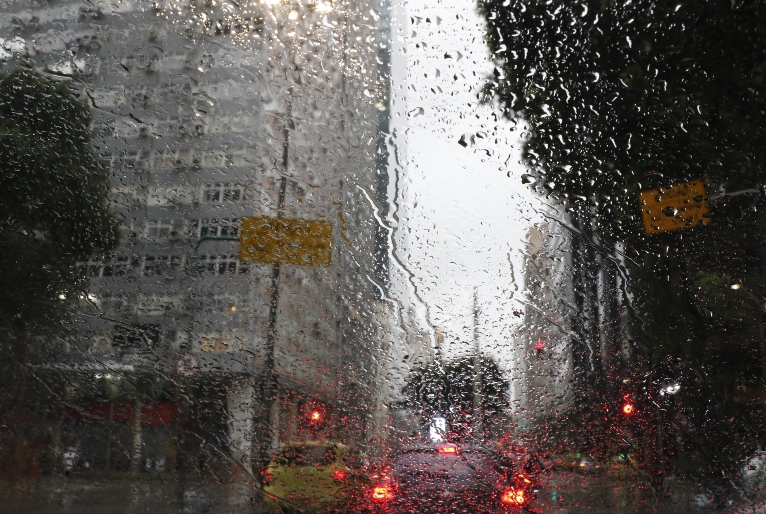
[1,0,270,478]
[514,221,574,424]
[1,0,393,484]
[253,0,394,450]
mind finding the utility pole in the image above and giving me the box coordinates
[261,96,292,462]
[472,288,482,440]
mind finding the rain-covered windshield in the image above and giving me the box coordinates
[0,0,765,512]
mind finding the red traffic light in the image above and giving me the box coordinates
[303,402,326,427]
[308,409,325,425]
[371,485,394,502]
[301,402,326,428]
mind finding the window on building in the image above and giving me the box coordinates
[143,218,177,240]
[147,186,193,206]
[202,183,246,203]
[171,255,184,270]
[141,255,184,276]
[143,255,169,276]
[204,15,263,36]
[102,256,129,277]
[137,294,181,316]
[192,218,240,238]
[119,219,140,241]
[78,256,129,278]
[176,148,191,168]
[197,254,248,275]
[121,152,143,171]
[152,149,175,170]
[100,292,131,313]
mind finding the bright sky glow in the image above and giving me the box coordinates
[389,0,542,372]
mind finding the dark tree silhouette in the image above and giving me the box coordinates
[0,66,118,336]
[404,356,509,440]
[0,66,119,452]
[479,0,766,231]
[479,0,766,491]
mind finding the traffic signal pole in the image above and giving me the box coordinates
[260,97,291,464]
[472,288,483,440]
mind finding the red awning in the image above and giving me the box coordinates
[63,401,179,427]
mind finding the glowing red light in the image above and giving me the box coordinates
[309,410,322,422]
[500,487,525,505]
[535,339,545,352]
[371,486,393,501]
[437,444,458,454]
[332,469,347,481]
[623,403,635,415]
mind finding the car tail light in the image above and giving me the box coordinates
[516,473,532,485]
[332,469,347,481]
[371,485,394,502]
[437,444,458,454]
[370,474,394,503]
[500,487,526,506]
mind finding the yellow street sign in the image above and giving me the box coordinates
[201,337,229,353]
[639,179,710,235]
[239,216,332,265]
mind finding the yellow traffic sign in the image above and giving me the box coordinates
[239,216,332,265]
[639,179,710,235]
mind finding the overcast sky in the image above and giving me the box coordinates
[387,0,544,372]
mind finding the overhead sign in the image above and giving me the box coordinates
[239,216,332,265]
[639,179,710,235]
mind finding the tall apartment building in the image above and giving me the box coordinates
[2,0,392,479]
[0,0,271,477]
[514,221,574,425]
[250,0,393,449]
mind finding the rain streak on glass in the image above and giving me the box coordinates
[0,0,764,512]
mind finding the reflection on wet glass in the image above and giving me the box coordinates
[0,0,765,512]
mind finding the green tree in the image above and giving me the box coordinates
[404,356,509,440]
[0,65,118,475]
[0,65,118,371]
[479,0,766,226]
[479,0,766,489]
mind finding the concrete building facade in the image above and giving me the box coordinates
[514,220,574,426]
[1,0,393,482]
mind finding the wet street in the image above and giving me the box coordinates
[0,471,755,514]
[534,471,704,514]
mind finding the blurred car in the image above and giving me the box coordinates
[262,441,358,513]
[555,452,603,473]
[357,443,537,513]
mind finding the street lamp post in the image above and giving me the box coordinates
[263,96,291,456]
[472,288,482,440]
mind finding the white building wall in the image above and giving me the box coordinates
[516,220,574,426]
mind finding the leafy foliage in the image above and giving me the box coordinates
[478,0,766,378]
[0,66,118,333]
[479,0,766,236]
[480,0,766,487]
[404,356,509,439]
